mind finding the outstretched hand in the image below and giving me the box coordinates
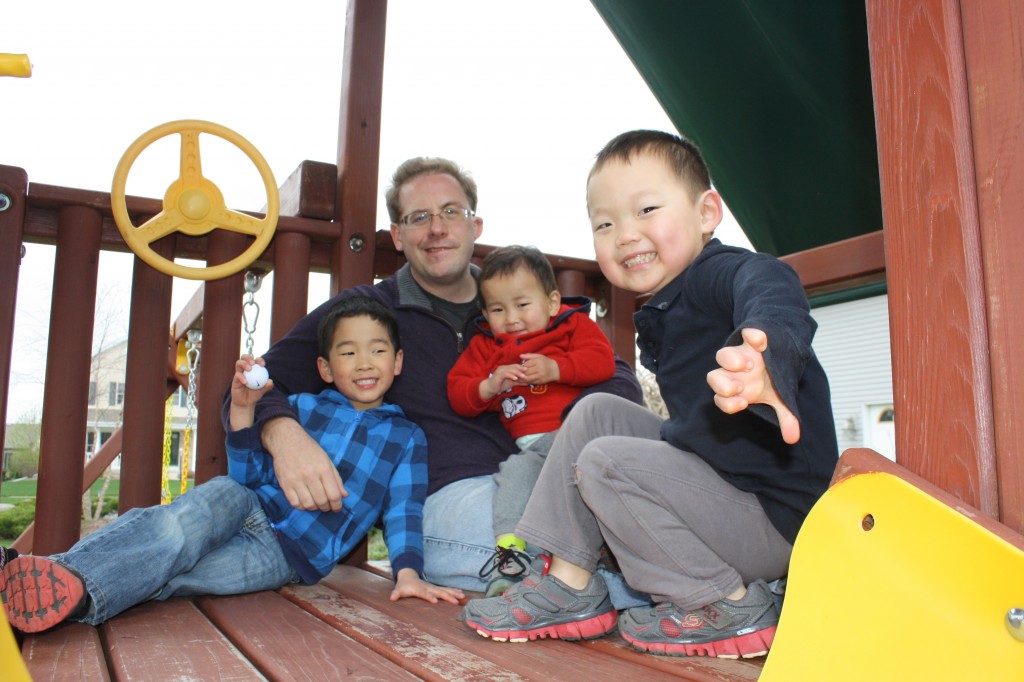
[389,568,465,605]
[706,328,801,444]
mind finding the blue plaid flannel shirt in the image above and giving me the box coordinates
[226,388,428,584]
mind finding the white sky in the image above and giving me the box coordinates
[3,0,750,424]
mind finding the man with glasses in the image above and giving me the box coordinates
[223,157,643,592]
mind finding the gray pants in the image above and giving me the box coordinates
[516,393,792,610]
[492,430,557,538]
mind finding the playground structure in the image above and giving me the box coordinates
[1,1,1023,679]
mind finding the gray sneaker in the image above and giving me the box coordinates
[617,579,779,658]
[462,571,617,642]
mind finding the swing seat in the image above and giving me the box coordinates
[760,448,1024,681]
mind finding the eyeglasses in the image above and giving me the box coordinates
[398,207,475,227]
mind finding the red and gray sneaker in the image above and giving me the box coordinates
[2,556,86,633]
[0,546,18,571]
[462,571,618,642]
[617,579,779,658]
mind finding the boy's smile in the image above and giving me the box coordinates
[587,154,721,296]
[317,315,403,411]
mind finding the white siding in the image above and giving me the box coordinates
[810,295,894,458]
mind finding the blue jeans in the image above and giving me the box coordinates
[52,476,299,625]
[421,474,651,608]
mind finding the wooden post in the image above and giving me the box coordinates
[119,237,175,512]
[34,206,102,554]
[958,0,1024,532]
[865,0,1020,527]
[0,166,27,494]
[332,0,387,295]
[194,232,245,484]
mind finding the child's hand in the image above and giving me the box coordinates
[518,353,560,385]
[389,568,465,605]
[481,363,527,400]
[707,328,801,444]
[231,355,274,408]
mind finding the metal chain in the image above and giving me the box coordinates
[182,329,201,495]
[242,270,264,357]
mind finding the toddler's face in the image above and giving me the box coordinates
[480,267,560,335]
[587,154,717,296]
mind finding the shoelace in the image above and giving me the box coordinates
[478,546,530,579]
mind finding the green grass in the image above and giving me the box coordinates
[0,477,194,547]
[1,477,130,505]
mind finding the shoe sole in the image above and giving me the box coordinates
[621,624,777,659]
[2,556,85,633]
[467,609,618,643]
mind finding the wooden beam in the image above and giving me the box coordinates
[332,0,387,294]
[865,0,999,518]
[959,0,1024,532]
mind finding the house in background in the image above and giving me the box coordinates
[87,340,194,480]
[811,294,894,460]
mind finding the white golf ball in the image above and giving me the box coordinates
[244,364,269,390]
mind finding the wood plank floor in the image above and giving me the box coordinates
[19,564,765,681]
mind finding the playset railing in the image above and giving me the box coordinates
[0,160,642,558]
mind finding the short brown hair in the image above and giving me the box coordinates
[384,157,478,223]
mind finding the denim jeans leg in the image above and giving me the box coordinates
[159,508,296,599]
[52,476,274,624]
[421,475,496,592]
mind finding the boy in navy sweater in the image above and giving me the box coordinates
[461,131,837,658]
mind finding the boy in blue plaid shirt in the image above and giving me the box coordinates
[1,296,462,634]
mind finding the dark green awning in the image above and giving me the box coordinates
[590,0,882,256]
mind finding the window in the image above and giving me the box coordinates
[86,431,95,457]
[108,382,126,406]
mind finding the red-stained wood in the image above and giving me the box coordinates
[281,582,529,682]
[193,232,246,484]
[198,590,419,681]
[279,160,337,221]
[118,239,175,512]
[332,0,387,295]
[778,230,886,294]
[959,0,1024,534]
[100,599,264,680]
[33,206,103,555]
[865,0,999,516]
[315,565,762,681]
[0,166,27,495]
[21,623,110,682]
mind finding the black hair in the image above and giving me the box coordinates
[316,296,401,359]
[478,245,558,298]
[589,129,712,199]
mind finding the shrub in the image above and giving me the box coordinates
[0,500,36,540]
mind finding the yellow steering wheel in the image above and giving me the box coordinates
[111,120,279,281]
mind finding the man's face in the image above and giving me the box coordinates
[389,173,483,293]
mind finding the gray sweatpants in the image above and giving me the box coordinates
[491,430,557,538]
[516,393,792,610]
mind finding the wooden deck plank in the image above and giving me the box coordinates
[281,582,528,682]
[21,622,110,682]
[197,590,420,681]
[317,565,763,682]
[100,598,265,681]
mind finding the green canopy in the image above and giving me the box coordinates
[591,0,881,256]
